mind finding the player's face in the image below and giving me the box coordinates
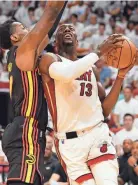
[131,142,138,159]
[56,24,78,46]
[123,139,133,153]
[10,22,29,43]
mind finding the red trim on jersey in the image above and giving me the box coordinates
[42,78,69,181]
[42,79,57,131]
[87,154,115,166]
[76,173,93,183]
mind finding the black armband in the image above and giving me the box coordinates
[48,1,68,39]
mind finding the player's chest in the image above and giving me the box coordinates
[57,69,97,98]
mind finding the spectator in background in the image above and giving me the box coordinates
[115,114,138,156]
[48,163,68,185]
[44,134,67,185]
[113,87,138,127]
[79,14,98,49]
[0,8,8,24]
[96,59,112,88]
[130,6,138,23]
[69,1,87,18]
[123,1,136,20]
[107,1,122,19]
[118,139,133,174]
[118,140,138,185]
[128,23,138,48]
[126,21,135,36]
[43,135,59,183]
[115,22,126,34]
[35,1,46,21]
[106,16,116,35]
[91,22,108,50]
[8,1,19,18]
[0,1,13,16]
[28,7,36,26]
[14,1,32,27]
[123,58,138,88]
[70,13,84,41]
[84,14,98,35]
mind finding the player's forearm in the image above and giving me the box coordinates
[102,76,123,118]
[48,1,68,39]
[49,53,99,82]
[29,1,65,49]
[37,35,49,56]
[37,1,67,55]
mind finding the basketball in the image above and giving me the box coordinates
[104,36,137,69]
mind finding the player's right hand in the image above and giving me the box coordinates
[96,34,125,57]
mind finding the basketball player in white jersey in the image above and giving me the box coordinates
[39,24,134,185]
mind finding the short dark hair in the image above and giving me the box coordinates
[71,14,78,19]
[0,20,15,49]
[28,7,35,12]
[123,86,132,91]
[123,113,134,120]
[99,22,105,28]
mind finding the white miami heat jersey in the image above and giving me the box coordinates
[53,55,104,132]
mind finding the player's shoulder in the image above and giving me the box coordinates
[45,52,57,59]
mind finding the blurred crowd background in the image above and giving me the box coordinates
[0,1,138,185]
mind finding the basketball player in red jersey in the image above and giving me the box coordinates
[0,2,67,185]
[39,24,136,185]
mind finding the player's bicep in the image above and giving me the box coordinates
[16,45,37,71]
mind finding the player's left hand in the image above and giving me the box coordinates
[96,34,125,57]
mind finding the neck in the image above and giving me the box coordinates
[100,32,104,36]
[125,97,131,102]
[126,126,133,131]
[58,45,77,61]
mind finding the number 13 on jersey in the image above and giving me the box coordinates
[80,83,92,97]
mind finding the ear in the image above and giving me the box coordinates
[10,34,19,42]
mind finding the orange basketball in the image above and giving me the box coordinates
[104,36,137,69]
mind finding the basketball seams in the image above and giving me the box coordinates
[117,40,123,68]
[126,39,132,68]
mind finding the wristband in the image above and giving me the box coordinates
[117,75,125,79]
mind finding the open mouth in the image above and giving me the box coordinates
[63,33,73,40]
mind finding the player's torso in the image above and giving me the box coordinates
[55,56,104,132]
[8,46,48,130]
